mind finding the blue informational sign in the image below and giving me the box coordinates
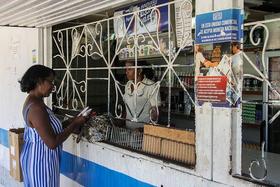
[195,9,243,44]
[114,0,168,37]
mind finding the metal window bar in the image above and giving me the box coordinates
[52,0,194,125]
[242,19,280,182]
[52,0,196,167]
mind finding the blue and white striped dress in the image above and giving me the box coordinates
[20,103,63,187]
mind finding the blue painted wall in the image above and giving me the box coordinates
[61,151,154,187]
[0,128,8,148]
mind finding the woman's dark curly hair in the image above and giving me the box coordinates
[19,65,55,93]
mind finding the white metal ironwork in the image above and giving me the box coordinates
[243,20,280,181]
[52,0,194,126]
[248,141,267,181]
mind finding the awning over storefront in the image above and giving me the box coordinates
[0,0,137,28]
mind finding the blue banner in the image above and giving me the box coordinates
[195,9,243,44]
[114,0,168,37]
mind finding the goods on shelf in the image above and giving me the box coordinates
[242,103,262,124]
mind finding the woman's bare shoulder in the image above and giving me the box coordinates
[23,97,48,128]
[23,97,45,113]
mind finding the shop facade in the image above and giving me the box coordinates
[0,0,280,186]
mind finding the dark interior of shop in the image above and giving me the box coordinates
[244,0,280,22]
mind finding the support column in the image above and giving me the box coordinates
[39,26,53,108]
[195,0,244,183]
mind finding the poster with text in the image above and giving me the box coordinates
[114,0,168,38]
[194,42,243,107]
[195,8,243,44]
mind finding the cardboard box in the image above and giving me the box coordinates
[9,128,24,182]
[143,125,196,165]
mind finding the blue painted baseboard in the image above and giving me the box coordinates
[60,151,154,187]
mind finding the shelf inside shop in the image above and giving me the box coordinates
[160,85,194,91]
[243,47,263,52]
[160,109,195,118]
[242,122,262,129]
[242,90,263,95]
[119,54,168,61]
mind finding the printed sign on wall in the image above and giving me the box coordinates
[195,42,243,107]
[32,49,37,64]
[196,76,227,102]
[195,9,243,44]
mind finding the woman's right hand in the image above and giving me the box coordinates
[72,116,88,127]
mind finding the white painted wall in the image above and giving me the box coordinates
[195,103,213,180]
[62,137,260,187]
[0,26,38,173]
[0,26,39,130]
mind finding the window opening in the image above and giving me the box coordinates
[52,0,196,166]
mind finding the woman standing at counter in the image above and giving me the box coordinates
[124,61,161,129]
[19,65,87,187]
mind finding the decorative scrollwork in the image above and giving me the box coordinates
[149,106,159,125]
[69,79,86,109]
[249,159,267,181]
[96,22,103,52]
[53,31,67,66]
[150,7,161,45]
[249,23,269,75]
[58,97,63,108]
[71,28,81,58]
[127,34,136,51]
[244,22,280,100]
[72,98,78,110]
[114,81,125,118]
[249,142,267,181]
[86,23,106,60]
[73,80,86,93]
[113,14,136,62]
[78,43,87,58]
[52,0,194,126]
[136,34,146,48]
[116,104,123,119]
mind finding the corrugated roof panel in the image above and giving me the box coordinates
[0,0,135,28]
[0,0,59,25]
[24,0,107,27]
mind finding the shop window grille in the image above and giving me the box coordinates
[240,20,280,184]
[52,0,196,168]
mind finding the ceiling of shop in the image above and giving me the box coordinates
[1,0,280,28]
[0,0,136,28]
[244,0,280,22]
